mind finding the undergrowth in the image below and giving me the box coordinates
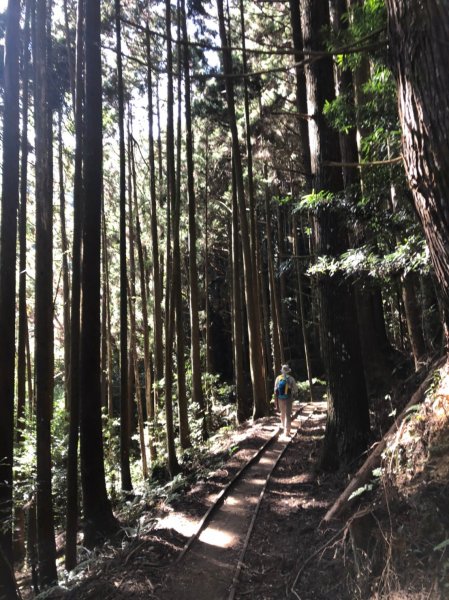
[347,363,449,600]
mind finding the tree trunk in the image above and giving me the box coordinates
[145,21,163,432]
[387,0,449,340]
[126,181,149,480]
[402,273,426,369]
[115,0,132,494]
[231,160,251,423]
[58,108,71,409]
[14,0,32,565]
[164,0,180,477]
[301,0,370,469]
[132,159,157,465]
[65,0,85,570]
[216,0,268,419]
[172,14,191,450]
[239,0,267,391]
[288,0,311,180]
[292,214,314,400]
[204,133,212,376]
[0,2,21,589]
[181,0,206,437]
[102,212,115,418]
[17,0,32,443]
[34,0,57,585]
[80,0,119,546]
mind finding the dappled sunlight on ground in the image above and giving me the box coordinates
[198,526,237,548]
[156,511,197,539]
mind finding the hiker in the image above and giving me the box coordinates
[274,364,298,439]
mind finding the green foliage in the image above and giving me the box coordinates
[102,412,121,499]
[13,387,70,529]
[14,415,37,509]
[324,94,355,135]
[331,0,387,71]
[298,190,335,211]
[307,235,429,280]
[349,482,375,500]
[434,539,449,552]
[348,465,382,500]
[428,369,443,398]
[272,193,293,206]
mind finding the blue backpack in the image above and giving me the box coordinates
[277,375,290,400]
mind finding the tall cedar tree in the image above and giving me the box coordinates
[129,132,149,477]
[133,58,157,458]
[17,0,32,443]
[386,0,449,340]
[65,0,84,570]
[181,0,207,436]
[164,0,180,477]
[145,21,162,454]
[300,0,370,468]
[34,0,58,585]
[80,0,119,545]
[216,0,269,419]
[174,25,191,450]
[231,159,248,421]
[0,0,21,595]
[115,0,133,493]
[58,109,71,407]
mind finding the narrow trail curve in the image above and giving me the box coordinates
[157,403,324,600]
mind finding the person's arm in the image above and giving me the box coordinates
[274,377,279,411]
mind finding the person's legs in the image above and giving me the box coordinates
[279,399,287,432]
[284,398,293,435]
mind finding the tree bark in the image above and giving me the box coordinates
[386,0,449,340]
[292,213,314,401]
[0,2,21,588]
[58,108,71,409]
[231,160,251,423]
[34,0,57,585]
[301,0,370,469]
[115,0,132,493]
[402,273,426,369]
[264,170,282,377]
[164,0,180,477]
[126,146,149,478]
[65,0,85,570]
[145,21,163,433]
[80,0,119,546]
[204,132,213,376]
[17,0,32,443]
[181,0,206,437]
[289,0,311,180]
[14,0,32,565]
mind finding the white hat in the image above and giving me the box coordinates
[281,364,291,373]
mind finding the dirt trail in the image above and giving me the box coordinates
[154,402,349,600]
[47,401,350,600]
[158,435,287,600]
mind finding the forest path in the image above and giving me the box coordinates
[153,401,349,600]
[57,399,350,600]
[157,422,295,600]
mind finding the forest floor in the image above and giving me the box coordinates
[20,369,449,600]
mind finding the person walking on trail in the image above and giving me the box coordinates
[274,364,298,439]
